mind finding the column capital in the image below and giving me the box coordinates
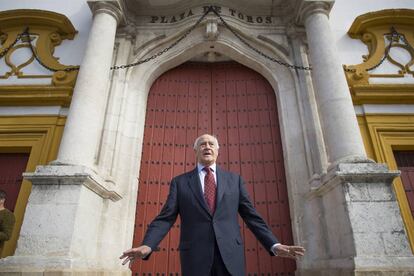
[87,0,125,26]
[296,0,334,25]
[286,24,307,40]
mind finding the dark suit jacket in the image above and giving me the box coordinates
[142,166,278,276]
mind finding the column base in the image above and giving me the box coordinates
[4,164,125,274]
[304,162,414,276]
[24,164,121,201]
[0,255,130,276]
[0,263,129,276]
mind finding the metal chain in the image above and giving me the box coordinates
[211,8,312,71]
[0,31,24,59]
[22,28,80,72]
[365,27,399,72]
[4,14,412,74]
[400,31,414,53]
[111,6,214,70]
[111,6,311,71]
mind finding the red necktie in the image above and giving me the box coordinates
[203,167,216,213]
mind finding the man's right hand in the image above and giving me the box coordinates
[120,245,152,267]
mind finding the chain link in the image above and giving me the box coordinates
[365,27,399,72]
[344,27,414,73]
[1,7,311,72]
[0,31,24,59]
[111,6,311,71]
[211,8,312,71]
[111,6,213,70]
[400,29,414,54]
[22,28,80,72]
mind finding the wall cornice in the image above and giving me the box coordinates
[295,0,334,25]
[88,0,126,26]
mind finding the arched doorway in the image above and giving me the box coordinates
[132,62,295,275]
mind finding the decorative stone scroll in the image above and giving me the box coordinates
[0,9,79,87]
[0,9,80,106]
[343,9,414,104]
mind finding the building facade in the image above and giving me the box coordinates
[0,0,413,275]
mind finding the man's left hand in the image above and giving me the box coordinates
[274,244,305,259]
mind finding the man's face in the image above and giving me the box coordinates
[195,135,219,166]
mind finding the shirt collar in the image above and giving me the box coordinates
[197,163,216,173]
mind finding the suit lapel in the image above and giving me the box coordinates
[187,168,211,216]
[215,166,227,212]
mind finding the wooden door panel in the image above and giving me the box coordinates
[394,151,414,217]
[0,153,29,212]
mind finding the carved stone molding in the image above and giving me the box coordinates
[87,0,126,26]
[343,9,414,103]
[0,9,79,87]
[296,0,334,25]
[205,17,219,41]
[23,164,122,202]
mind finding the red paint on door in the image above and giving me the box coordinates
[0,153,29,212]
[394,151,414,218]
[133,62,295,275]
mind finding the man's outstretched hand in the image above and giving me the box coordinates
[120,245,152,267]
[274,244,305,259]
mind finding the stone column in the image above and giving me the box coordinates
[56,0,123,168]
[301,1,368,167]
[0,1,125,274]
[297,2,414,275]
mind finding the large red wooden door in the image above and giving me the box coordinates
[133,62,295,276]
[0,153,29,211]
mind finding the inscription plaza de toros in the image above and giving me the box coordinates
[148,6,273,24]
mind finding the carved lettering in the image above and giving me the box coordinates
[149,6,273,24]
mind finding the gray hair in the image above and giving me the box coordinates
[193,134,220,150]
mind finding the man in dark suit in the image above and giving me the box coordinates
[121,134,305,275]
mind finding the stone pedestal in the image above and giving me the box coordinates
[301,163,414,276]
[0,165,124,275]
